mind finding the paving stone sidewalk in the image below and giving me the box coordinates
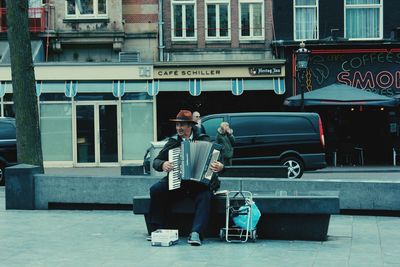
[0,187,399,267]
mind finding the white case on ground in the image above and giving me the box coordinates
[151,229,179,247]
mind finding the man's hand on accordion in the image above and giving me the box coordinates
[162,161,174,172]
[210,161,224,173]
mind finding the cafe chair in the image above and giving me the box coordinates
[394,148,400,166]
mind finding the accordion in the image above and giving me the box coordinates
[168,140,222,190]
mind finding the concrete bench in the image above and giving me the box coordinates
[133,190,339,241]
[121,164,145,175]
[220,165,288,178]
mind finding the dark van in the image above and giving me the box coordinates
[0,117,17,185]
[201,112,326,178]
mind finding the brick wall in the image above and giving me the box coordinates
[164,0,274,51]
[122,0,158,33]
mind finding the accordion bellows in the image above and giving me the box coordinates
[168,140,222,190]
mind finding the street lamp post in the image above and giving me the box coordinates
[295,42,311,112]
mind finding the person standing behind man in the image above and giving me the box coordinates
[193,111,206,135]
[216,122,235,166]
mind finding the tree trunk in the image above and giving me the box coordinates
[6,0,43,171]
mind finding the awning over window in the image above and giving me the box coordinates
[1,77,286,98]
[284,83,398,107]
[147,78,285,96]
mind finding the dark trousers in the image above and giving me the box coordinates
[148,179,213,237]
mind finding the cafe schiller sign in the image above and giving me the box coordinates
[306,49,400,97]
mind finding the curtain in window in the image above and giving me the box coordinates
[98,0,106,14]
[219,4,229,37]
[79,0,93,15]
[174,5,183,37]
[252,4,262,36]
[185,5,195,37]
[295,0,317,40]
[76,0,83,13]
[241,3,263,37]
[67,0,76,15]
[207,4,217,37]
[346,0,380,39]
[241,4,250,36]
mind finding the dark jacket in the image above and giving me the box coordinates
[193,124,206,136]
[153,131,220,192]
[216,131,235,159]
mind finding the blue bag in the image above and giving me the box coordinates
[232,201,261,230]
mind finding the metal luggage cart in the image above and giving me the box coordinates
[218,190,257,243]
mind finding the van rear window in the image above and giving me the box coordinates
[231,116,315,136]
[202,117,224,137]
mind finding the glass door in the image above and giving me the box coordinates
[76,105,95,164]
[75,103,119,166]
[99,104,118,163]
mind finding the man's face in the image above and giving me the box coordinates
[176,122,192,138]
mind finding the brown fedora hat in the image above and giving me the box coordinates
[170,110,197,124]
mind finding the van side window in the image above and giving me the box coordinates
[202,117,224,137]
[231,116,314,136]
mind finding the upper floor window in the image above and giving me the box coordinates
[66,0,107,18]
[294,0,318,41]
[1,0,45,7]
[345,0,382,40]
[205,0,230,40]
[29,0,44,7]
[239,0,264,40]
[171,0,196,41]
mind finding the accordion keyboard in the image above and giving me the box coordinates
[168,147,181,190]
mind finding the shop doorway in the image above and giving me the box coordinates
[74,103,119,166]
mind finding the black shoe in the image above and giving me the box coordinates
[146,235,151,241]
[188,232,202,246]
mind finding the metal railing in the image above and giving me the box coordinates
[0,6,54,33]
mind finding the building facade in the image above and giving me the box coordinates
[154,0,286,139]
[271,0,400,165]
[0,0,159,167]
[0,0,287,167]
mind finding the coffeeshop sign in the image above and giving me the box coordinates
[308,51,400,97]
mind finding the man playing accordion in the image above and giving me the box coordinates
[148,110,225,246]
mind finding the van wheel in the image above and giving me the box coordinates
[281,157,304,179]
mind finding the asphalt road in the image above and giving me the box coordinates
[302,171,400,181]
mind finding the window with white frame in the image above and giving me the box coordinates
[29,0,43,7]
[239,0,264,40]
[345,0,382,40]
[171,0,197,40]
[28,0,43,19]
[294,0,318,41]
[205,0,230,40]
[66,0,107,18]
